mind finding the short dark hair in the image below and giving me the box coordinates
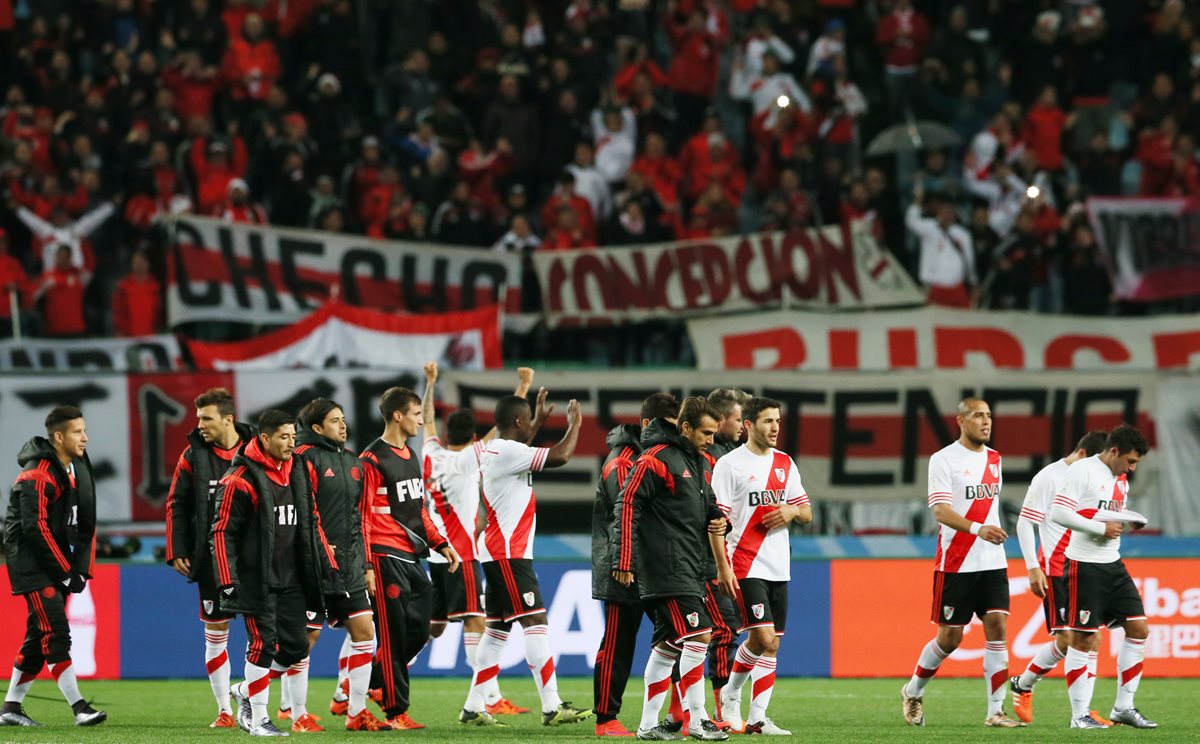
[494,395,532,429]
[1075,430,1108,457]
[707,388,749,418]
[677,396,722,430]
[298,398,342,431]
[1105,425,1148,456]
[742,397,783,425]
[379,387,421,422]
[446,410,476,446]
[257,409,295,437]
[45,406,83,437]
[641,392,679,422]
[195,387,235,418]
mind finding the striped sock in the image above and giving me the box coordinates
[204,629,232,714]
[523,624,561,713]
[1065,646,1094,719]
[4,666,38,704]
[904,640,949,698]
[286,657,310,718]
[1113,637,1146,710]
[746,655,777,725]
[50,660,82,706]
[463,631,500,704]
[333,636,351,702]
[1017,639,1064,690]
[727,643,760,695]
[464,628,507,713]
[984,641,1008,716]
[347,639,375,716]
[639,646,677,732]
[241,661,274,724]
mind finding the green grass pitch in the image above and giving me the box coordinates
[4,677,1198,742]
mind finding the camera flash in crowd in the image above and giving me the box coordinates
[777,95,791,108]
[1026,185,1040,199]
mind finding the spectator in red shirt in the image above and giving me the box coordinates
[540,172,596,242]
[875,0,930,119]
[1022,85,1071,172]
[664,1,727,141]
[631,132,682,211]
[540,206,596,251]
[112,251,162,337]
[191,135,249,214]
[162,50,222,122]
[214,179,269,224]
[681,131,745,206]
[35,246,90,338]
[1137,115,1178,196]
[0,228,29,336]
[221,13,280,104]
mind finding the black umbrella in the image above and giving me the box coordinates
[866,120,962,156]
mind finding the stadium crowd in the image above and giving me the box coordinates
[0,0,1197,341]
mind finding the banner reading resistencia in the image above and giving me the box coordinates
[688,307,1200,371]
[1087,197,1200,302]
[532,223,923,322]
[165,216,522,326]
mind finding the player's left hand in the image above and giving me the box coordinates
[1027,567,1047,598]
[441,545,461,573]
[423,361,438,382]
[612,570,634,587]
[978,525,1007,544]
[533,387,555,422]
[707,517,727,535]
[762,504,799,530]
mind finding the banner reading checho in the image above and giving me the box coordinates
[166,216,522,326]
[533,223,923,322]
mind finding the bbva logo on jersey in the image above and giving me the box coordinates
[748,490,786,507]
[964,484,1000,500]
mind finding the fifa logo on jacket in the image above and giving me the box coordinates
[274,504,297,525]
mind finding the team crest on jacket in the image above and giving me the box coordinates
[523,591,536,607]
[350,467,361,481]
[751,603,765,620]
[943,605,954,621]
[774,468,786,483]
[988,464,999,478]
[1079,610,1091,624]
[686,612,699,627]
[203,600,214,614]
[43,587,56,599]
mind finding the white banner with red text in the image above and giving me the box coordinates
[1,370,1190,532]
[532,223,923,322]
[184,303,502,371]
[1087,197,1200,302]
[165,216,522,326]
[687,307,1200,371]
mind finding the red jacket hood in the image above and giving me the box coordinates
[245,436,292,487]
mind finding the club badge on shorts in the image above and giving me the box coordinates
[943,605,954,621]
[752,603,765,620]
[1079,610,1091,625]
[203,600,214,614]
[523,591,535,607]
[686,612,699,627]
[306,611,317,621]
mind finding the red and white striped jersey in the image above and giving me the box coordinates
[1018,458,1071,577]
[477,438,549,562]
[1055,455,1128,564]
[424,437,485,564]
[711,445,809,581]
[928,441,1006,573]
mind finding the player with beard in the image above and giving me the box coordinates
[901,398,1023,728]
[422,362,535,717]
[1,406,106,728]
[592,392,680,737]
[164,388,254,728]
[360,387,461,730]
[711,397,812,735]
[290,398,390,732]
[213,410,339,738]
[614,397,730,742]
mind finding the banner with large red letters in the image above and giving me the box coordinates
[0,369,1185,529]
[166,216,522,326]
[532,224,923,322]
[688,307,1200,371]
[185,303,502,371]
[1087,197,1200,302]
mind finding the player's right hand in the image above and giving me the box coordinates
[1105,520,1124,539]
[1027,567,1047,598]
[517,367,534,385]
[423,361,438,381]
[566,398,580,425]
[170,557,191,576]
[716,566,739,599]
[365,567,376,597]
[612,570,634,587]
[978,525,1007,544]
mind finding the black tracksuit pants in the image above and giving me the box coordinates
[368,553,431,717]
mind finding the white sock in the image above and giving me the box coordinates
[279,666,292,711]
[5,666,36,704]
[49,661,82,706]
[1114,637,1146,711]
[727,643,760,696]
[465,627,507,712]
[1088,649,1099,680]
[286,658,310,719]
[523,624,562,713]
[1017,639,1064,690]
[984,641,1008,716]
[746,655,777,725]
[242,661,274,723]
[463,631,500,704]
[639,646,678,732]
[204,629,232,714]
[678,641,708,724]
[334,636,352,701]
[347,639,375,717]
[904,639,949,698]
[1064,646,1094,719]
